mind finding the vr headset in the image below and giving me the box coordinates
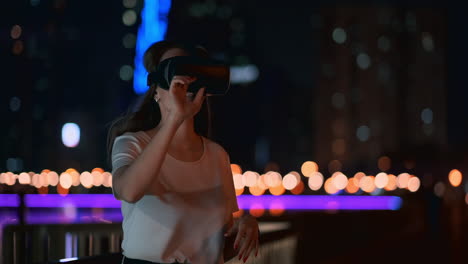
[147,56,230,96]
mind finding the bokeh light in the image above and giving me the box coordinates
[434,182,445,197]
[332,27,347,44]
[92,171,104,186]
[120,65,134,81]
[67,169,81,186]
[39,172,48,187]
[331,172,348,190]
[360,176,376,193]
[12,40,24,55]
[59,173,72,189]
[230,164,242,174]
[264,171,282,187]
[249,185,265,196]
[282,173,299,190]
[243,171,259,187]
[397,173,410,188]
[57,183,69,196]
[448,169,462,187]
[384,174,397,191]
[345,177,359,194]
[102,172,112,187]
[301,161,318,177]
[122,33,137,49]
[356,53,371,70]
[356,125,370,142]
[291,181,305,195]
[308,172,324,191]
[408,177,421,192]
[10,25,22,39]
[47,171,59,186]
[377,156,391,171]
[80,171,93,188]
[233,173,244,189]
[123,0,137,8]
[374,172,389,189]
[62,123,80,148]
[18,172,31,184]
[122,10,137,26]
[269,184,286,196]
[324,177,338,194]
[269,201,285,216]
[249,203,265,218]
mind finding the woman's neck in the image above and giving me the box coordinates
[158,116,199,148]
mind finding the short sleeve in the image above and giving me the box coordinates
[222,151,239,214]
[111,133,143,175]
[111,133,143,200]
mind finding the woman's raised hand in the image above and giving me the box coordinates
[167,75,205,123]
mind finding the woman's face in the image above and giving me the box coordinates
[154,48,190,113]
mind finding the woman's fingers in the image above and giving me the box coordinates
[170,76,196,93]
[255,237,259,257]
[233,227,244,251]
[238,230,253,260]
[240,234,255,262]
[192,87,206,106]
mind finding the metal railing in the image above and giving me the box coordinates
[2,221,296,264]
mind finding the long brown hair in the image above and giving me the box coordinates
[106,40,212,166]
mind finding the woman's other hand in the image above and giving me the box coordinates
[224,215,259,263]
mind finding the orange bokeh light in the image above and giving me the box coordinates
[374,172,389,189]
[301,161,319,177]
[230,164,242,175]
[378,156,391,171]
[448,169,462,187]
[269,201,285,216]
[384,174,397,191]
[291,181,305,195]
[308,172,324,191]
[324,177,338,194]
[249,206,265,218]
[269,184,286,196]
[235,188,244,196]
[92,167,104,173]
[345,178,359,194]
[38,186,48,195]
[57,183,69,196]
[360,176,376,193]
[408,177,421,192]
[249,185,266,196]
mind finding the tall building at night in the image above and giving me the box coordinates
[313,7,447,174]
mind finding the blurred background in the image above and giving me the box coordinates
[1,0,468,263]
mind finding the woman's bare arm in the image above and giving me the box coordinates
[112,75,205,203]
[112,115,182,203]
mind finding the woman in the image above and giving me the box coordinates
[107,40,259,264]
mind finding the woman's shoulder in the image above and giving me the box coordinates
[203,137,229,157]
[115,130,149,144]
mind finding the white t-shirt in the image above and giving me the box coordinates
[111,131,239,264]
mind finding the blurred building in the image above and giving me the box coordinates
[314,7,447,174]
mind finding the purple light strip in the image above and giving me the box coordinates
[238,195,402,211]
[25,194,121,208]
[0,194,402,210]
[0,209,123,225]
[0,194,19,207]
